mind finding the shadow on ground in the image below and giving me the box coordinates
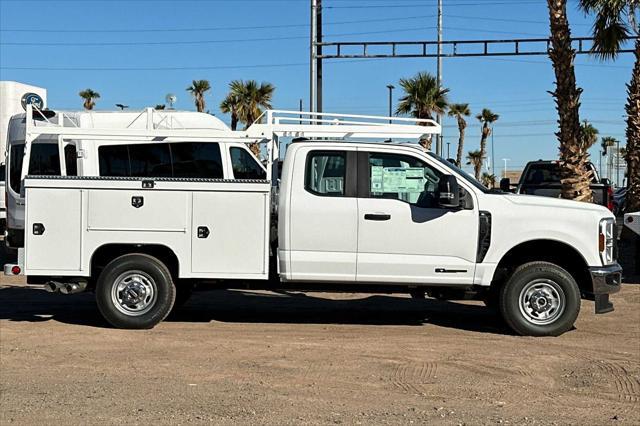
[0,285,509,334]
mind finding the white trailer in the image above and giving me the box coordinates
[4,105,622,336]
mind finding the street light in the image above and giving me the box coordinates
[386,84,395,124]
[502,158,510,178]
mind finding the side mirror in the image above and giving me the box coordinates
[437,175,460,208]
[499,177,511,192]
[600,178,611,185]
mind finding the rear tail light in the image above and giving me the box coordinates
[607,186,614,211]
[11,265,21,275]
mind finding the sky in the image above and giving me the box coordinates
[0,0,633,177]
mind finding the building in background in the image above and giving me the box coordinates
[0,81,47,164]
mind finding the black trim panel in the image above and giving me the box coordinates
[25,175,269,184]
[476,210,492,263]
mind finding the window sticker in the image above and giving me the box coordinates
[371,166,425,193]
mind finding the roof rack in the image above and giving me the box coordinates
[246,110,440,140]
[23,105,441,180]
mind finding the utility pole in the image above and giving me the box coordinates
[502,158,510,178]
[299,98,303,124]
[616,139,621,187]
[446,141,451,159]
[310,0,318,112]
[491,127,495,174]
[386,84,394,123]
[436,0,443,156]
[316,0,323,113]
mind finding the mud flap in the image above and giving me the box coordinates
[594,294,614,314]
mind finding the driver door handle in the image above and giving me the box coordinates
[364,213,391,221]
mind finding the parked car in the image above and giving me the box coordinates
[613,187,628,216]
[500,160,614,211]
[4,107,621,337]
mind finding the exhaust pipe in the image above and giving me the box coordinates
[59,281,87,295]
[44,281,61,293]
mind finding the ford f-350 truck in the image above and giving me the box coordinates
[4,106,622,336]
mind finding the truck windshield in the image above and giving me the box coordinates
[426,152,489,193]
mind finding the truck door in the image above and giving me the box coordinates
[356,149,478,285]
[286,148,358,281]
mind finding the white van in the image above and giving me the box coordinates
[4,109,264,248]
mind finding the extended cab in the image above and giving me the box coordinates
[5,107,622,336]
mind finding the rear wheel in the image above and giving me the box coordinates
[95,254,176,329]
[499,261,580,336]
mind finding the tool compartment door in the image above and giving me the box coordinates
[25,187,82,272]
[191,191,268,276]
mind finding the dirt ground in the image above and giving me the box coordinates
[1,275,638,425]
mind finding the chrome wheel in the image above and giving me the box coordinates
[111,271,157,316]
[518,279,565,326]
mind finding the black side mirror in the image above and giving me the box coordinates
[600,177,611,185]
[437,175,460,208]
[499,178,511,192]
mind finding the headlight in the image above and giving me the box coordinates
[599,218,615,265]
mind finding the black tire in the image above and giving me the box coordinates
[95,254,176,329]
[499,261,581,337]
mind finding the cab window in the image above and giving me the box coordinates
[230,147,266,180]
[28,144,61,176]
[305,151,346,196]
[366,152,442,208]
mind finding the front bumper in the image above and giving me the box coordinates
[589,263,622,314]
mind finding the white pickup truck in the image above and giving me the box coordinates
[5,106,622,336]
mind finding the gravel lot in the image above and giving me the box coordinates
[1,275,639,425]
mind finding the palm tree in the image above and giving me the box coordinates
[546,0,590,202]
[396,72,449,151]
[186,79,211,113]
[481,172,497,189]
[223,80,275,157]
[467,150,484,180]
[581,121,600,149]
[79,89,100,110]
[476,108,499,168]
[579,0,639,210]
[219,80,244,131]
[448,103,471,166]
[601,136,617,156]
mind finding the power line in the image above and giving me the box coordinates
[0,14,437,33]
[0,27,434,46]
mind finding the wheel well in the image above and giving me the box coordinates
[90,244,180,280]
[492,240,591,295]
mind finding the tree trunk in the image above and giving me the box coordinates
[479,124,490,162]
[625,37,640,212]
[419,136,433,151]
[547,0,592,202]
[231,112,238,131]
[456,116,466,166]
[474,162,481,180]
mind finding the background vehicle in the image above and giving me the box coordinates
[4,108,240,248]
[5,106,622,336]
[500,160,614,211]
[613,187,628,216]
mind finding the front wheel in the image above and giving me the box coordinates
[95,254,176,329]
[499,261,581,336]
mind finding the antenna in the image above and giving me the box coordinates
[165,93,177,109]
